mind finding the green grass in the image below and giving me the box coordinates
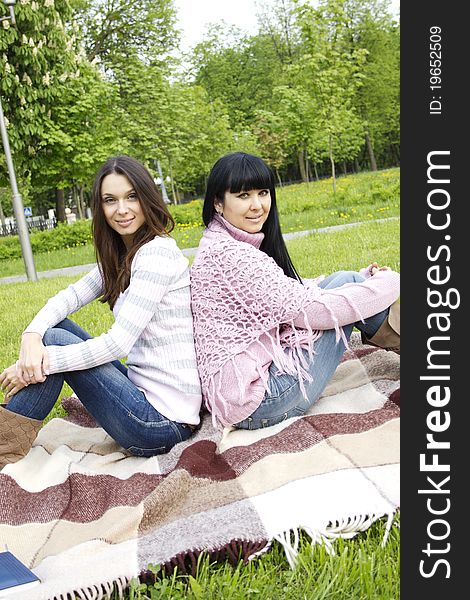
[0,210,400,599]
[276,168,399,234]
[0,244,97,278]
[0,275,116,421]
[121,523,400,599]
[288,219,400,278]
[0,168,399,278]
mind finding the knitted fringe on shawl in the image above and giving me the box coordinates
[204,307,338,428]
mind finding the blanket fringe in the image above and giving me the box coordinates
[46,514,396,596]
[273,512,397,569]
[140,539,270,582]
[49,575,131,600]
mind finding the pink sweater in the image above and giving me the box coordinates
[190,216,400,428]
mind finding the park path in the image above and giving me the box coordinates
[0,217,398,285]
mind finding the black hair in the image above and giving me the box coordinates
[203,152,302,282]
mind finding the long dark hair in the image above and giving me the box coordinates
[91,155,175,308]
[203,152,302,281]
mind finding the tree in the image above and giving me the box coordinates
[31,59,125,219]
[192,27,280,129]
[0,0,125,219]
[313,0,400,170]
[253,110,290,184]
[256,0,302,67]
[0,0,79,191]
[354,12,399,168]
[295,0,367,189]
[156,84,248,197]
[110,53,170,166]
[0,0,180,219]
[74,0,178,66]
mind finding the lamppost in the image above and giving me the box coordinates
[1,0,38,281]
[154,159,170,204]
[0,0,15,25]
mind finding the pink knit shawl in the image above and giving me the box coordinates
[190,216,324,425]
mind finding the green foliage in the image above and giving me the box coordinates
[293,0,369,180]
[0,218,92,260]
[75,0,178,66]
[0,0,79,182]
[1,0,399,214]
[168,200,203,226]
[192,27,281,128]
[0,234,20,261]
[32,59,126,192]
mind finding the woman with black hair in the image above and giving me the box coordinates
[191,151,400,430]
[0,156,202,468]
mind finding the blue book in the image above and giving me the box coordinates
[0,551,40,597]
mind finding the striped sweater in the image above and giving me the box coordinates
[24,236,202,425]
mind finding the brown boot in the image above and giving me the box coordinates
[0,405,42,469]
[361,300,400,355]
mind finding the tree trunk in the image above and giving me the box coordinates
[73,186,83,219]
[354,158,360,173]
[168,160,178,204]
[298,149,308,183]
[365,132,377,171]
[313,163,319,181]
[329,134,336,194]
[78,186,87,218]
[342,161,348,175]
[0,198,5,227]
[275,168,283,187]
[55,188,66,223]
[390,142,400,165]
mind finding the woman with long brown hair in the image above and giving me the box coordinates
[0,156,202,468]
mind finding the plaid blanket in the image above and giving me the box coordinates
[0,334,399,600]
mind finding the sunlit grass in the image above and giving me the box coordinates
[118,519,399,599]
[0,245,97,279]
[289,219,400,277]
[277,168,400,232]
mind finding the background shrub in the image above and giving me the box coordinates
[0,219,93,260]
[168,200,203,226]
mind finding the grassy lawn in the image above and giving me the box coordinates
[0,244,97,278]
[0,168,399,278]
[0,192,400,598]
[123,524,400,599]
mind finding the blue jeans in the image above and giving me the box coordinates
[234,271,389,430]
[6,319,193,456]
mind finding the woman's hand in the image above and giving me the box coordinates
[17,332,49,384]
[0,364,27,399]
[369,262,391,276]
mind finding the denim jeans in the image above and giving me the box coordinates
[234,270,389,430]
[6,319,193,456]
